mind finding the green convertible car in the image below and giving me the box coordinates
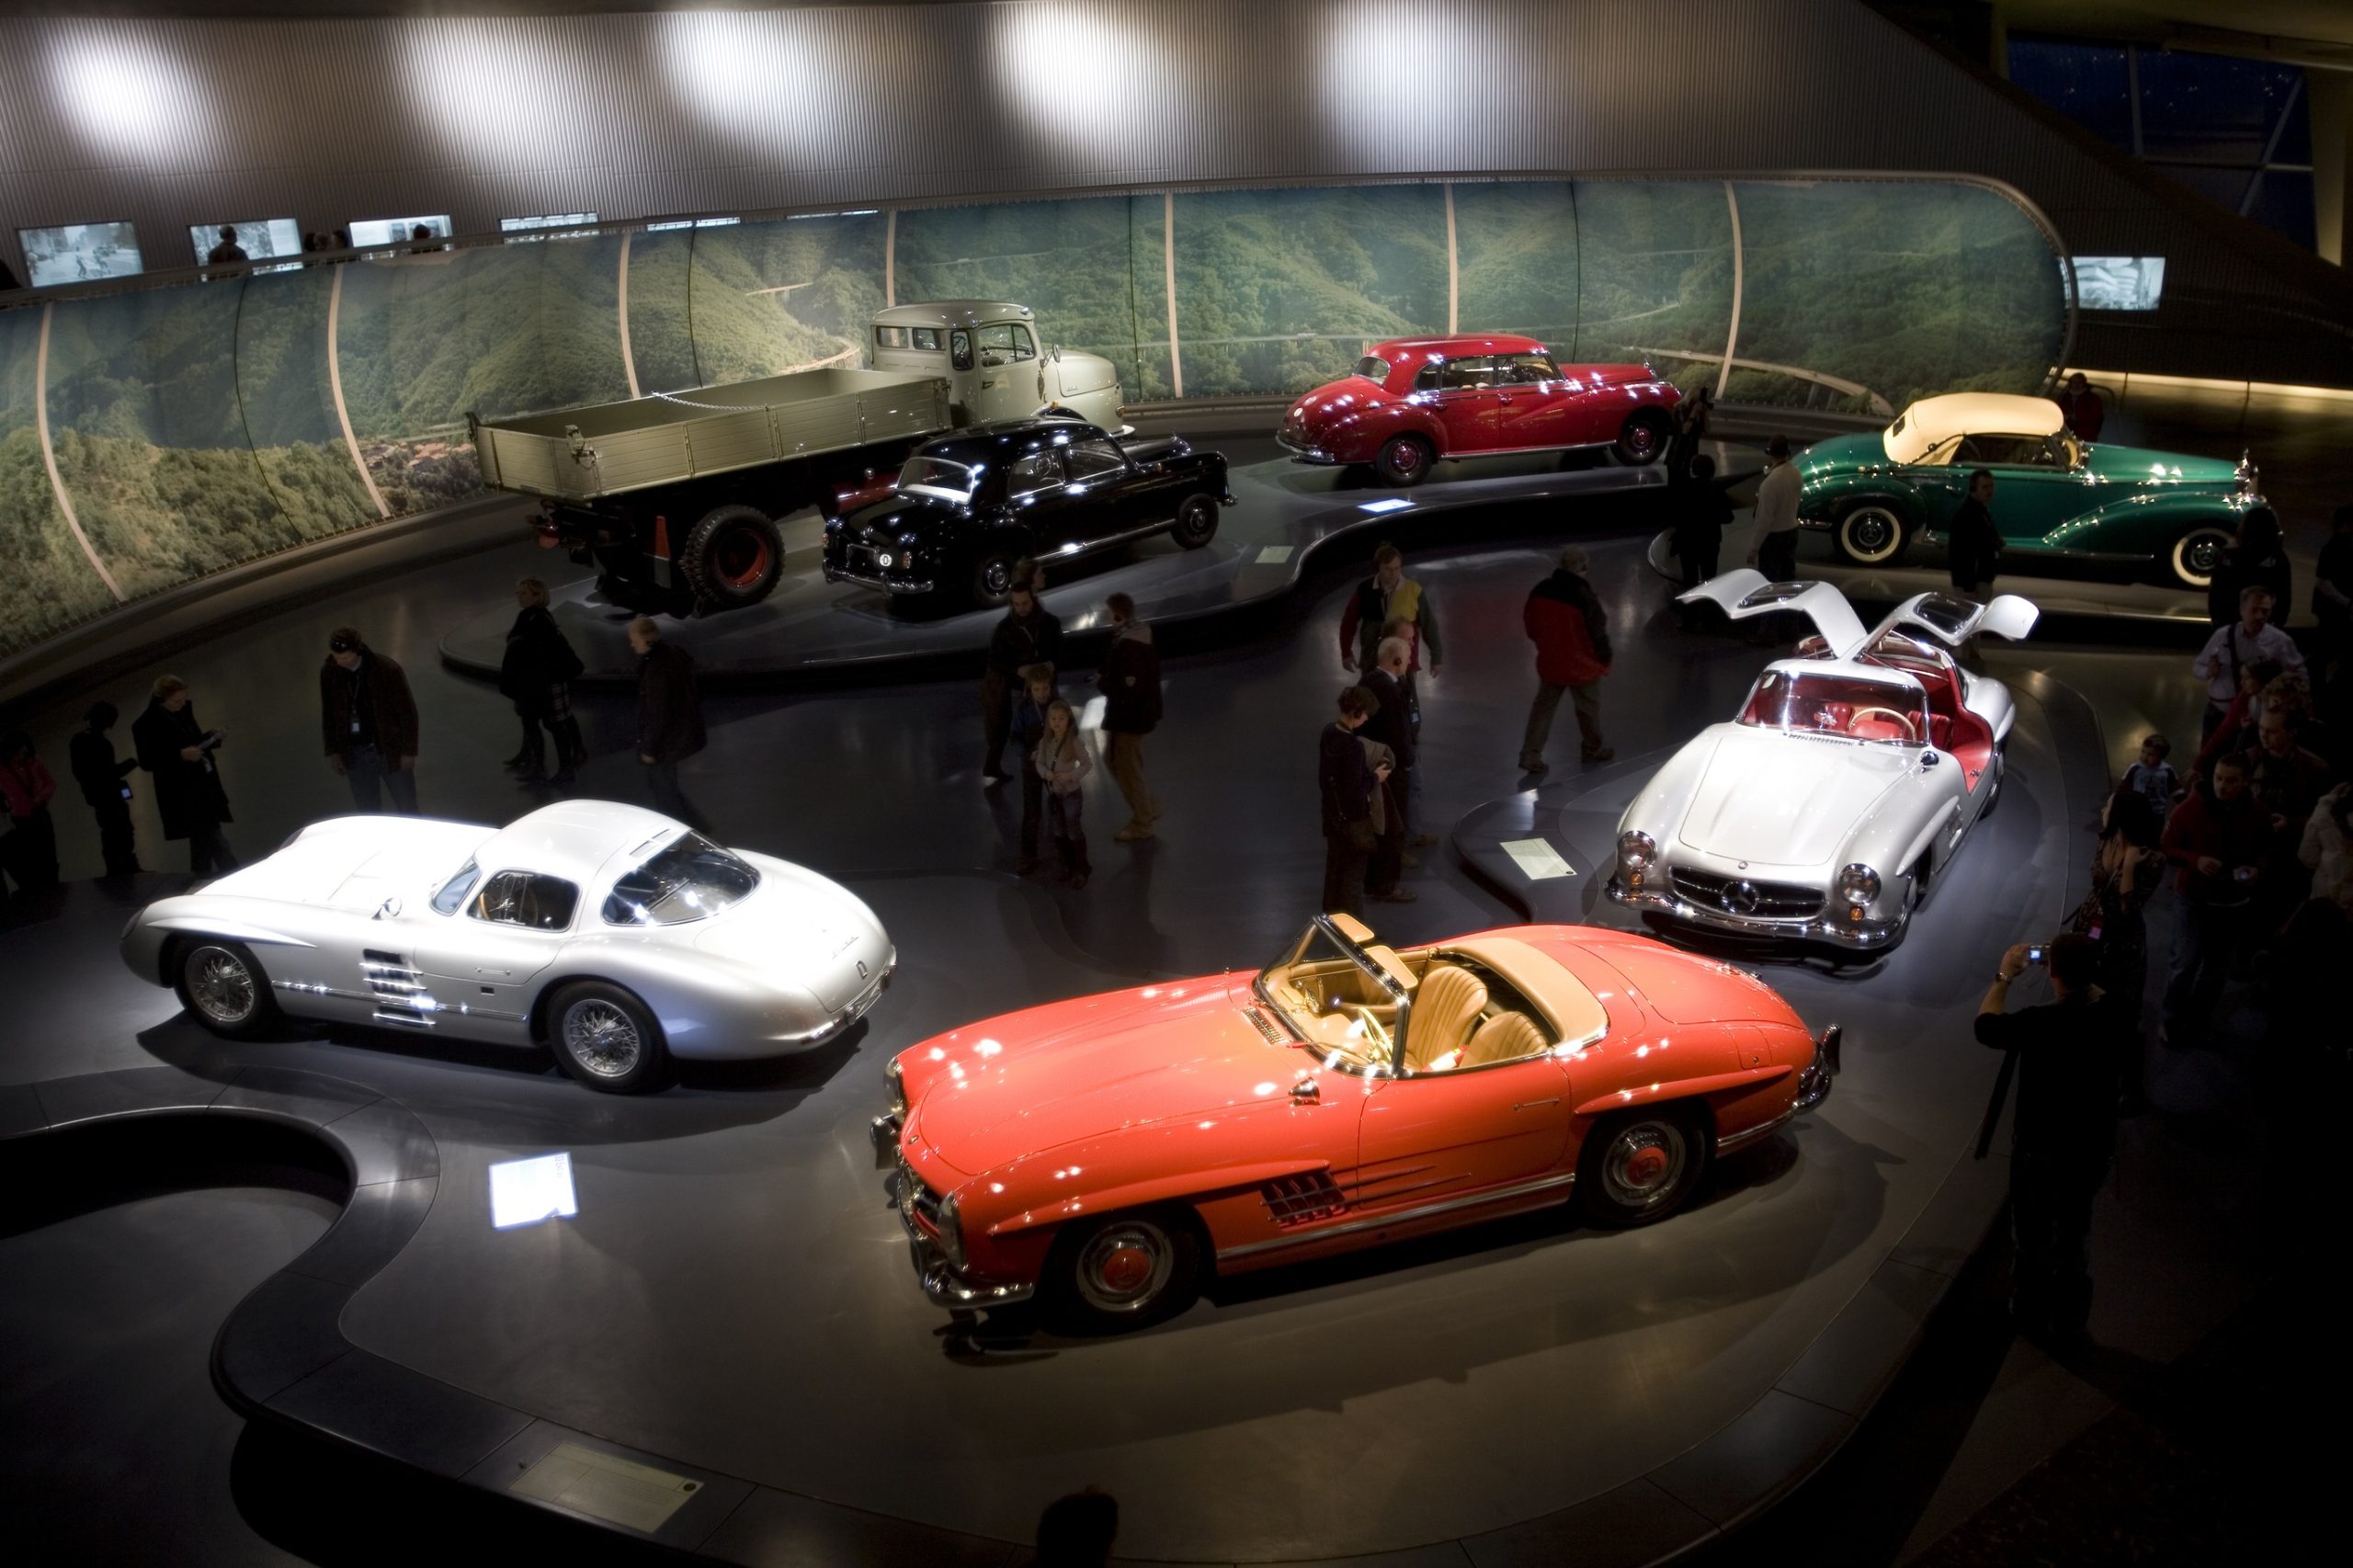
[1798,392,2263,589]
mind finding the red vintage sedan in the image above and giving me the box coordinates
[874,914,1836,1330]
[1279,335,1684,486]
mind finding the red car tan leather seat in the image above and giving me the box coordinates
[1461,1010,1547,1068]
[1404,964,1487,1072]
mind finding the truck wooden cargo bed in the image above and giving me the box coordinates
[471,369,953,502]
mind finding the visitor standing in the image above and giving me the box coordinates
[1665,384,1714,481]
[2069,788,2163,1024]
[2190,588,2303,741]
[981,574,1062,782]
[499,578,585,787]
[1339,544,1442,679]
[1363,637,1417,903]
[2158,755,2267,1046]
[132,676,235,877]
[631,617,706,824]
[1974,934,2127,1346]
[1671,452,1734,621]
[2052,373,2105,442]
[1010,663,1057,872]
[1035,699,1092,890]
[1946,469,2002,599]
[1319,687,1384,918]
[1745,437,1802,582]
[204,224,247,279]
[0,731,60,895]
[69,701,141,877]
[1096,593,1162,841]
[1518,545,1614,774]
[320,627,421,814]
[2205,508,2291,628]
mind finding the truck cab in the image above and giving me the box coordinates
[870,301,1124,433]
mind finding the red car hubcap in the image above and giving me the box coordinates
[1098,1244,1153,1293]
[1625,1146,1669,1187]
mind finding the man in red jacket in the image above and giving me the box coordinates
[2158,755,2268,1046]
[1518,545,1614,774]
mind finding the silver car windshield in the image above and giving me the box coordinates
[601,834,760,926]
[1738,669,1928,746]
[898,454,980,505]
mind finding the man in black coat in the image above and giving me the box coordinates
[1319,686,1386,919]
[1946,468,2002,600]
[1097,592,1162,840]
[1975,933,2127,1346]
[131,676,235,876]
[630,617,706,826]
[69,700,141,877]
[1670,454,1735,626]
[981,573,1063,783]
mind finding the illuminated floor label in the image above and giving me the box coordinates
[511,1441,700,1532]
[1255,545,1294,563]
[1501,838,1575,880]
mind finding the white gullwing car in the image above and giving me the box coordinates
[121,800,895,1092]
[1608,572,2039,951]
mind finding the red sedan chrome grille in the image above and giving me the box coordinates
[1261,1172,1347,1226]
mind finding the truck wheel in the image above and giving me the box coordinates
[1373,435,1434,487]
[1170,494,1220,549]
[1614,410,1671,465]
[1835,502,1909,565]
[680,506,784,611]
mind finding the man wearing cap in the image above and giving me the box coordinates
[320,627,421,813]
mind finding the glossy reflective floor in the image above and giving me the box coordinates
[1,467,2138,1562]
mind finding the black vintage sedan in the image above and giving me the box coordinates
[822,418,1233,604]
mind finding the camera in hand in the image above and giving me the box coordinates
[2026,945,2047,965]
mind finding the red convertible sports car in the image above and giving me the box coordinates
[1279,335,1684,485]
[875,914,1836,1330]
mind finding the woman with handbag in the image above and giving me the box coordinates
[500,578,587,787]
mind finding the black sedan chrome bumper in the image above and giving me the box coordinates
[823,562,934,596]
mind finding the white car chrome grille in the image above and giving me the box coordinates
[1668,869,1824,919]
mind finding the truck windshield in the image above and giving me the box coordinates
[899,454,982,505]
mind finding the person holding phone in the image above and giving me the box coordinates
[69,700,142,878]
[132,676,236,877]
[1320,686,1387,919]
[1976,933,2128,1347]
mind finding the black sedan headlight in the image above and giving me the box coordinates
[1836,863,1881,907]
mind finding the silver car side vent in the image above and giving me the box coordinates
[360,949,433,1028]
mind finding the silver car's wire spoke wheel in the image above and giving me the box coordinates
[187,946,256,1026]
[563,998,642,1080]
[1074,1220,1176,1313]
[1600,1119,1689,1211]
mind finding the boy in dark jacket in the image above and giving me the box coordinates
[1519,546,1614,773]
[1096,593,1162,841]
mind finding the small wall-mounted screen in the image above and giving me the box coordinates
[188,218,303,268]
[2075,256,2165,312]
[349,215,454,248]
[501,213,598,241]
[18,221,142,287]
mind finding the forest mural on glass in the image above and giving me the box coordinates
[0,176,2065,659]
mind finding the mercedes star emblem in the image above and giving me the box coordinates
[1721,880,1761,915]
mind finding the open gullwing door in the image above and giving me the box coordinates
[1677,570,1870,659]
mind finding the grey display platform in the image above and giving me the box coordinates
[1,543,2107,1565]
[440,443,1757,685]
[1643,527,2214,629]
